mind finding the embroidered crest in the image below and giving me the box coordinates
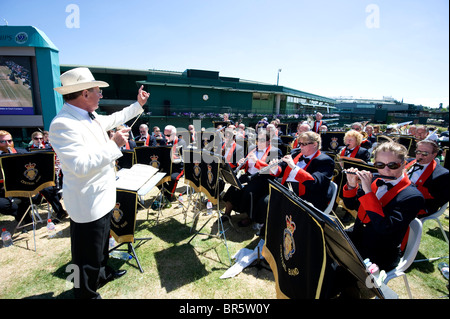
[23,162,38,181]
[149,154,160,169]
[193,161,201,181]
[112,202,123,223]
[283,215,297,260]
[207,164,215,188]
[330,137,339,150]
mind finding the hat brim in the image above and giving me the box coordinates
[54,80,109,95]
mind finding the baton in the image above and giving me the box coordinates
[129,111,144,129]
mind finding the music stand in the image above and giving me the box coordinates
[114,164,163,272]
[0,152,56,251]
[186,150,231,266]
[219,160,244,190]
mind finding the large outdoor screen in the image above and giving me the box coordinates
[0,55,35,115]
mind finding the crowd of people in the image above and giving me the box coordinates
[1,67,449,299]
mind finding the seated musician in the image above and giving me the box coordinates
[406,139,449,217]
[221,127,244,169]
[160,125,186,202]
[269,131,335,213]
[291,122,310,149]
[340,130,371,163]
[351,122,372,150]
[146,126,167,146]
[28,131,51,150]
[342,141,425,271]
[364,124,377,145]
[135,124,149,142]
[221,130,282,227]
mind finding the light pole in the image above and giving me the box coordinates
[277,69,282,86]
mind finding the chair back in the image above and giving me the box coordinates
[420,202,448,222]
[323,181,338,215]
[396,218,422,272]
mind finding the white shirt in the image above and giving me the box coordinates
[408,162,429,184]
[375,175,403,199]
[247,147,267,175]
[286,152,316,182]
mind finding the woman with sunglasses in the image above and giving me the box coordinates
[342,141,425,271]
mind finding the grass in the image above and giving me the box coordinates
[0,180,448,300]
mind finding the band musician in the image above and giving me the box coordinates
[406,139,449,217]
[221,130,282,227]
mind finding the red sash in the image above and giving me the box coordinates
[406,159,435,199]
[357,174,411,223]
[222,142,237,168]
[340,145,361,158]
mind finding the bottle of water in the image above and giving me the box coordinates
[1,228,13,248]
[206,200,213,215]
[108,235,132,260]
[109,235,116,250]
[110,250,133,260]
[47,219,57,238]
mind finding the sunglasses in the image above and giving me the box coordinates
[299,142,314,147]
[0,139,13,143]
[373,161,403,170]
[415,150,430,156]
[34,137,44,140]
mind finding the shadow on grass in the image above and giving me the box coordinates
[154,243,209,293]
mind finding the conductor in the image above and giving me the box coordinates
[49,67,150,299]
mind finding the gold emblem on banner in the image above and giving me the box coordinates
[207,164,215,188]
[330,137,339,151]
[24,162,38,181]
[112,202,123,223]
[193,161,201,181]
[149,155,160,169]
[283,215,297,260]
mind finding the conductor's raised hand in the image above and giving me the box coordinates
[112,127,131,148]
[137,85,150,106]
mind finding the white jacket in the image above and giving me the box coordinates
[49,102,143,223]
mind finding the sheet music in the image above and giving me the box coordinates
[116,164,159,191]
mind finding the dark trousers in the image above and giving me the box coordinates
[70,211,114,299]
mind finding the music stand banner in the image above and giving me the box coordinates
[200,151,220,204]
[263,180,384,299]
[183,149,202,192]
[0,152,55,197]
[183,149,220,204]
[320,132,345,153]
[263,181,327,299]
[110,189,138,243]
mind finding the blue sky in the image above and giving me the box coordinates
[1,0,448,108]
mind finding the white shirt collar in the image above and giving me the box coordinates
[65,102,92,122]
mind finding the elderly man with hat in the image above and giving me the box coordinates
[49,67,150,299]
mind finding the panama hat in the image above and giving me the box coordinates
[54,67,109,95]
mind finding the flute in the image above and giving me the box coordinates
[343,169,396,180]
[247,147,301,180]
